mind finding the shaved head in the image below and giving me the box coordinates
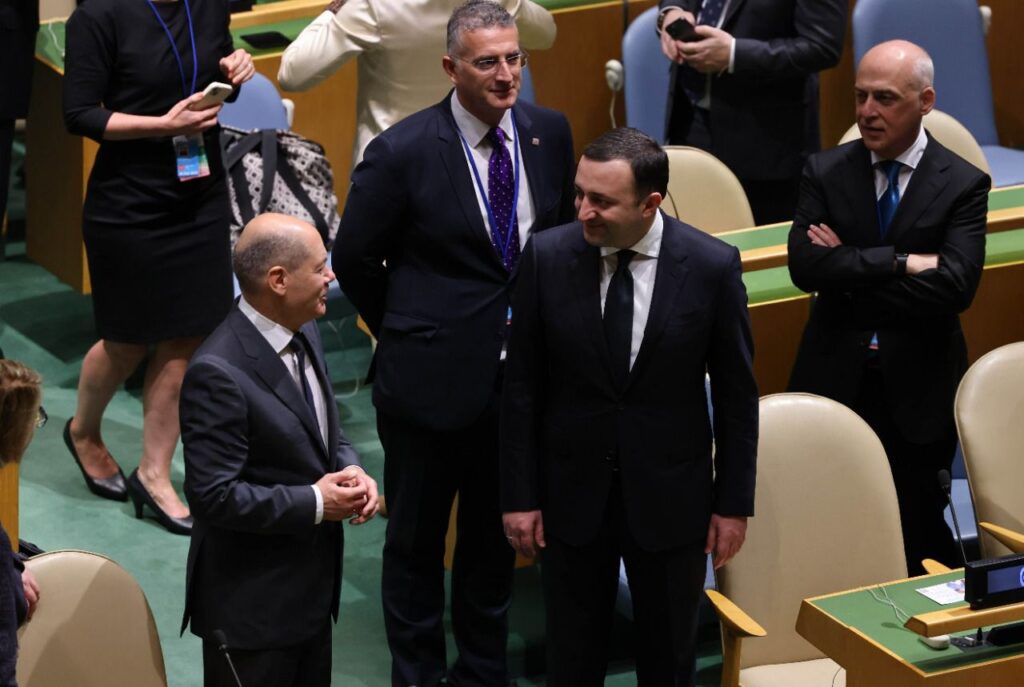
[233,213,319,296]
[859,40,934,91]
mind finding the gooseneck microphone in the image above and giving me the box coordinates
[938,469,970,569]
[213,629,244,687]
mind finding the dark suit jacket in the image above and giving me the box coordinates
[500,214,758,552]
[179,306,361,650]
[787,136,990,444]
[659,0,845,180]
[0,0,39,120]
[333,93,576,431]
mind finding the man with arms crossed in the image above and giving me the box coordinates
[787,41,989,575]
[501,128,758,686]
[334,2,575,684]
[180,213,379,687]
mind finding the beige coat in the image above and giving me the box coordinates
[278,0,556,167]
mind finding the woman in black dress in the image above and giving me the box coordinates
[63,0,254,534]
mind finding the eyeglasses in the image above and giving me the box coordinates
[451,50,528,73]
[35,406,48,429]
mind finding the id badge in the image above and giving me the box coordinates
[173,134,211,181]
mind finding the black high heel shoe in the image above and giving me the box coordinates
[63,419,129,502]
[127,469,193,536]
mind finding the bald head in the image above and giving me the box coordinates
[233,213,319,296]
[855,40,936,160]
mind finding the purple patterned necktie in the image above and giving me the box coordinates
[486,126,520,271]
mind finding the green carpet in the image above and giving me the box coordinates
[0,243,724,686]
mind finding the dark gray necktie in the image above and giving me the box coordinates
[290,333,320,432]
[604,249,636,388]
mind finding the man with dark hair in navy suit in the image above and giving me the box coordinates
[788,41,990,576]
[180,213,379,687]
[501,127,758,685]
[333,2,575,684]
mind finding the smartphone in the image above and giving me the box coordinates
[240,31,293,50]
[189,82,234,111]
[666,17,700,42]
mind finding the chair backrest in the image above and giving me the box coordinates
[519,65,536,105]
[663,146,754,233]
[17,550,167,687]
[720,393,907,669]
[837,109,992,176]
[623,7,672,142]
[219,72,290,131]
[955,342,1024,558]
[851,0,999,146]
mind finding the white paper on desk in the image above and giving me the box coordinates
[916,579,966,605]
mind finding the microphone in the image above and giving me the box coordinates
[938,469,970,569]
[213,630,244,687]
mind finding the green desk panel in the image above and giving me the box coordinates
[813,572,1024,674]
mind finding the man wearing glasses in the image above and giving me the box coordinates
[334,2,576,685]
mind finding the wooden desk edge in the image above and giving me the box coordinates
[905,599,1024,638]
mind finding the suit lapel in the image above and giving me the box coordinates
[513,103,547,233]
[845,142,885,244]
[435,97,508,272]
[721,0,748,28]
[628,214,690,386]
[231,310,329,463]
[568,231,615,383]
[887,136,951,242]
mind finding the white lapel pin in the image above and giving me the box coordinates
[531,137,540,146]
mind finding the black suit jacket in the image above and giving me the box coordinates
[0,0,39,119]
[659,0,845,180]
[180,306,361,650]
[500,214,758,552]
[787,136,990,443]
[333,93,575,431]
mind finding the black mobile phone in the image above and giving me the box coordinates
[240,31,292,50]
[666,17,700,42]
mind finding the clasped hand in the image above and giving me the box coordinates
[317,465,379,525]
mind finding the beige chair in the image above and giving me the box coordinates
[838,109,992,176]
[954,341,1024,558]
[662,146,755,234]
[707,393,907,687]
[17,550,167,687]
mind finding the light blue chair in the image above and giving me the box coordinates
[852,0,1024,187]
[519,65,536,105]
[218,73,291,131]
[622,7,672,143]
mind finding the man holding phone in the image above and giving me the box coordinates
[657,0,846,225]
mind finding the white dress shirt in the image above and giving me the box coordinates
[598,211,664,370]
[238,296,327,523]
[871,124,928,199]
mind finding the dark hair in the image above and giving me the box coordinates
[446,0,515,56]
[581,127,668,200]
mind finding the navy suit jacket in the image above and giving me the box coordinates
[180,305,361,650]
[500,214,758,552]
[333,93,576,431]
[787,136,990,443]
[660,0,845,180]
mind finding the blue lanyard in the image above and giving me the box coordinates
[146,0,199,99]
[457,111,521,266]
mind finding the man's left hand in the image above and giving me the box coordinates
[679,25,732,74]
[807,222,843,247]
[22,568,40,621]
[705,514,748,569]
[338,465,380,525]
[219,49,256,88]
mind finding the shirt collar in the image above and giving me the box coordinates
[450,91,514,149]
[870,124,928,171]
[238,296,297,356]
[599,210,664,260]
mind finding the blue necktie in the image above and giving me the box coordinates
[604,249,636,389]
[486,127,520,271]
[877,160,902,239]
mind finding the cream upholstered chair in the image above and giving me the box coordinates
[954,342,1024,558]
[17,550,167,687]
[838,109,992,176]
[707,393,907,687]
[662,146,755,234]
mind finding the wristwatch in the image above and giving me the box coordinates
[894,253,908,275]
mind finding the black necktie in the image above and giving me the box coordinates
[290,333,321,432]
[604,249,636,388]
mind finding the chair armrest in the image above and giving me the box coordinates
[980,522,1024,554]
[922,559,953,574]
[706,589,766,687]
